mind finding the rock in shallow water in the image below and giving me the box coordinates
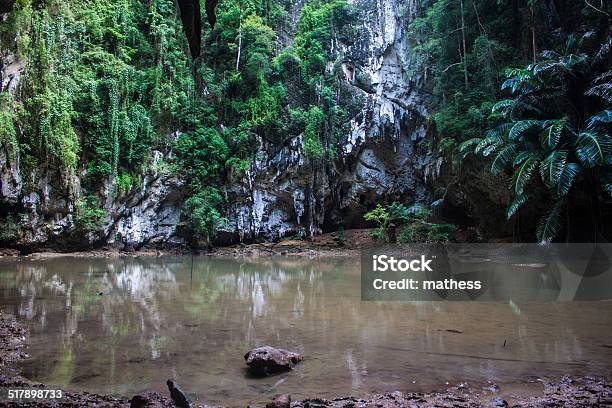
[266,394,291,408]
[490,396,508,407]
[244,346,302,376]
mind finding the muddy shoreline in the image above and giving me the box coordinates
[1,312,611,407]
[0,230,371,259]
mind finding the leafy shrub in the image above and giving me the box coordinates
[333,225,345,247]
[0,93,18,160]
[175,128,229,189]
[0,215,21,243]
[74,196,107,234]
[364,204,391,241]
[397,222,457,244]
[365,202,457,243]
[184,188,225,246]
[303,106,326,159]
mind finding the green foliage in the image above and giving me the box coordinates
[333,225,345,247]
[364,204,391,241]
[2,0,200,183]
[0,215,21,242]
[0,93,18,159]
[74,196,107,234]
[396,223,456,244]
[295,0,351,82]
[364,202,457,243]
[175,128,229,190]
[240,14,277,80]
[302,106,326,159]
[466,36,612,243]
[115,171,142,194]
[184,188,225,246]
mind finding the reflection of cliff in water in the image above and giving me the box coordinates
[0,257,344,361]
[0,257,611,406]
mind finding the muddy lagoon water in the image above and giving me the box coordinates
[0,256,611,406]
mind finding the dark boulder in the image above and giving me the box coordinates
[244,346,302,376]
[129,395,149,408]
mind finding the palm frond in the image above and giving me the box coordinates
[513,151,532,167]
[539,150,567,188]
[599,171,612,198]
[491,99,514,114]
[501,77,518,92]
[506,193,529,219]
[591,70,612,85]
[564,34,578,55]
[592,37,612,67]
[575,131,612,168]
[487,122,513,139]
[557,162,580,197]
[508,120,544,141]
[475,123,513,157]
[541,50,561,60]
[560,54,588,70]
[576,31,596,52]
[587,110,612,129]
[585,83,612,103]
[501,68,538,94]
[491,144,518,175]
[458,138,481,158]
[513,155,540,195]
[537,199,565,244]
[479,140,503,157]
[540,118,567,150]
[533,60,561,76]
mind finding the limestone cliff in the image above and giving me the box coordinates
[0,0,432,250]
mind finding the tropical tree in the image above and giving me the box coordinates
[460,35,612,243]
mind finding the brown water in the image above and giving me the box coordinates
[0,256,611,406]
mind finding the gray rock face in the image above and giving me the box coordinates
[0,147,186,249]
[0,49,23,95]
[106,152,187,248]
[244,346,303,376]
[0,0,431,249]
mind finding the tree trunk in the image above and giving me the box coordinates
[460,0,468,89]
[235,29,242,71]
[530,0,537,64]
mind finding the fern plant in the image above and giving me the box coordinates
[460,35,612,243]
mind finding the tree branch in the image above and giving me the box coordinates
[442,62,462,73]
[585,0,609,16]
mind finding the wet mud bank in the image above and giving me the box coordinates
[1,312,611,407]
[0,229,377,259]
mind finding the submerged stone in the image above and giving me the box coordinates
[244,346,302,376]
[266,394,291,408]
